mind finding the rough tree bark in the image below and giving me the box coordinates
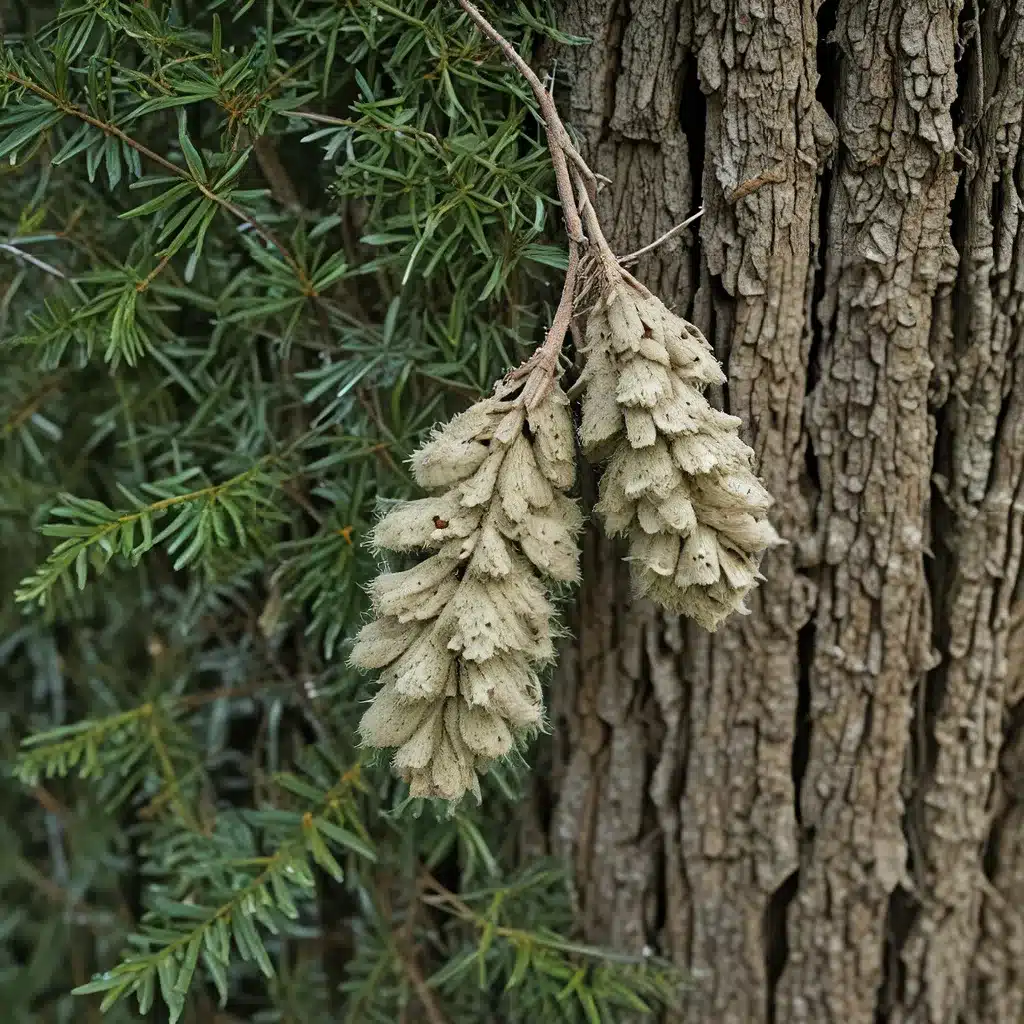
[528,1,1024,1022]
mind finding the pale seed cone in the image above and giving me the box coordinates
[581,280,781,630]
[351,385,580,802]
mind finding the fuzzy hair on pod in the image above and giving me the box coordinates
[352,384,581,803]
[582,280,781,631]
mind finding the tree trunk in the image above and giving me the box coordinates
[533,1,1024,1022]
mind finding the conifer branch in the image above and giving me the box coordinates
[15,461,285,605]
[145,706,202,831]
[2,373,66,436]
[2,71,308,286]
[72,763,371,1023]
[418,869,685,1012]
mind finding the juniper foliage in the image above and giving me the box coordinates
[0,1,682,1021]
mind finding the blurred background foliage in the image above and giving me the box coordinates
[0,1,681,1021]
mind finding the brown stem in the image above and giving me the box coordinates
[456,0,611,394]
[515,239,581,408]
[418,870,477,921]
[27,784,71,825]
[457,0,587,243]
[252,135,303,214]
[458,2,695,388]
[178,681,282,709]
[136,251,174,292]
[574,168,653,297]
[572,170,618,279]
[2,374,66,436]
[373,870,450,1024]
[395,941,449,1024]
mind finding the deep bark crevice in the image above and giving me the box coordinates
[986,695,1024,878]
[792,621,814,832]
[877,885,917,1024]
[598,1,628,137]
[795,0,835,843]
[764,869,799,1024]
[804,157,831,409]
[981,792,1008,884]
[804,0,837,474]
[815,0,840,117]
[808,0,839,380]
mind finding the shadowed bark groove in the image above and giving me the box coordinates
[542,0,1024,1021]
[966,619,1024,1024]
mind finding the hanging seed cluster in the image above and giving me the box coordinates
[352,386,581,802]
[580,280,781,630]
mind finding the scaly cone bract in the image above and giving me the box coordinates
[581,279,781,630]
[352,385,580,802]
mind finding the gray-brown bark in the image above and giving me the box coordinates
[536,1,1024,1022]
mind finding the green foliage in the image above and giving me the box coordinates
[0,1,683,1021]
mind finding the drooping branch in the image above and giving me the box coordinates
[456,0,699,380]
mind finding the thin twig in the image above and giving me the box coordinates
[0,241,66,278]
[419,870,660,968]
[178,681,284,709]
[458,4,698,278]
[574,168,653,297]
[373,870,450,1024]
[457,0,697,395]
[617,207,704,265]
[289,108,447,155]
[15,856,120,934]
[252,136,303,214]
[457,0,616,393]
[396,941,449,1024]
[2,373,66,437]
[572,172,618,280]
[29,784,69,819]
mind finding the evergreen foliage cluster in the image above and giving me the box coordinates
[0,1,682,1021]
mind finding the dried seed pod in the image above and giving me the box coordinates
[583,278,780,630]
[410,404,504,488]
[370,556,461,623]
[349,616,422,670]
[401,699,482,801]
[357,681,430,749]
[517,496,584,583]
[579,347,623,460]
[352,384,582,802]
[382,632,453,701]
[497,433,554,521]
[528,386,576,488]
[370,495,480,551]
[624,408,657,449]
[458,702,514,759]
[460,653,541,725]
